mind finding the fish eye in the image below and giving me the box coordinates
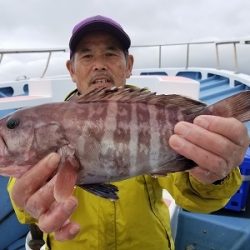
[6,118,20,129]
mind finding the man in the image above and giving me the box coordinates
[8,15,248,250]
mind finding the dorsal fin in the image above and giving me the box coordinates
[74,86,206,112]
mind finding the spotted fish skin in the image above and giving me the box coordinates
[68,88,204,184]
[0,87,249,199]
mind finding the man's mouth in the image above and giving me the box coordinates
[92,78,111,84]
[89,77,114,91]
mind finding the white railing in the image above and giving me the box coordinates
[131,39,250,72]
[0,48,67,79]
[0,39,250,79]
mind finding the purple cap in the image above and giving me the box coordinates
[69,15,131,57]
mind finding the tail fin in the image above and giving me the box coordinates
[206,90,250,122]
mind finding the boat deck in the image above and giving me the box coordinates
[1,70,250,250]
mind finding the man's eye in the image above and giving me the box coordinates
[6,118,20,129]
[106,52,116,57]
[83,54,92,59]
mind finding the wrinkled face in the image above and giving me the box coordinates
[66,31,134,94]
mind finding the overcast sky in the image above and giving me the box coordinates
[0,0,250,80]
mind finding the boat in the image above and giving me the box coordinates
[0,39,250,250]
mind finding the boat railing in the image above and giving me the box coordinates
[131,39,250,72]
[0,39,250,79]
[0,48,67,79]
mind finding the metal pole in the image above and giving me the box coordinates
[233,43,239,73]
[186,44,190,69]
[215,43,220,69]
[41,52,52,78]
[159,45,162,68]
[0,53,3,64]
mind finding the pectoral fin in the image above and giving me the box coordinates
[54,148,80,202]
[150,155,196,176]
[79,183,119,200]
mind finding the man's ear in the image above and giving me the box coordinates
[66,59,76,83]
[126,54,134,79]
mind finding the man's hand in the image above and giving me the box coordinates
[169,115,250,184]
[11,153,80,241]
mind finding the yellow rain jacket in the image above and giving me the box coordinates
[8,169,241,250]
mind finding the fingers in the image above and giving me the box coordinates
[11,153,80,241]
[54,221,81,241]
[24,177,55,218]
[38,196,78,233]
[54,156,79,202]
[194,116,249,147]
[11,153,60,208]
[169,133,228,177]
[169,115,249,183]
[171,121,239,165]
[194,116,249,166]
[188,167,221,184]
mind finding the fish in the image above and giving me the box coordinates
[0,86,250,200]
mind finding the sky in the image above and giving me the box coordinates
[0,0,250,81]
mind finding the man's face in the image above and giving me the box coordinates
[66,31,134,94]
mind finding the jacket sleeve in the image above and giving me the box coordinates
[158,167,242,213]
[7,177,37,224]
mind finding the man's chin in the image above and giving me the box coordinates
[87,82,114,92]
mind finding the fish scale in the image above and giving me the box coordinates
[0,87,249,200]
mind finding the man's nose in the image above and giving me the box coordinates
[93,56,107,71]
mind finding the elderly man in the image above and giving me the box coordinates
[8,15,248,250]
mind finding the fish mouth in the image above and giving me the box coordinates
[0,136,8,159]
[0,134,32,178]
[0,135,14,172]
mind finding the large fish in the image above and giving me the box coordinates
[0,86,250,200]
